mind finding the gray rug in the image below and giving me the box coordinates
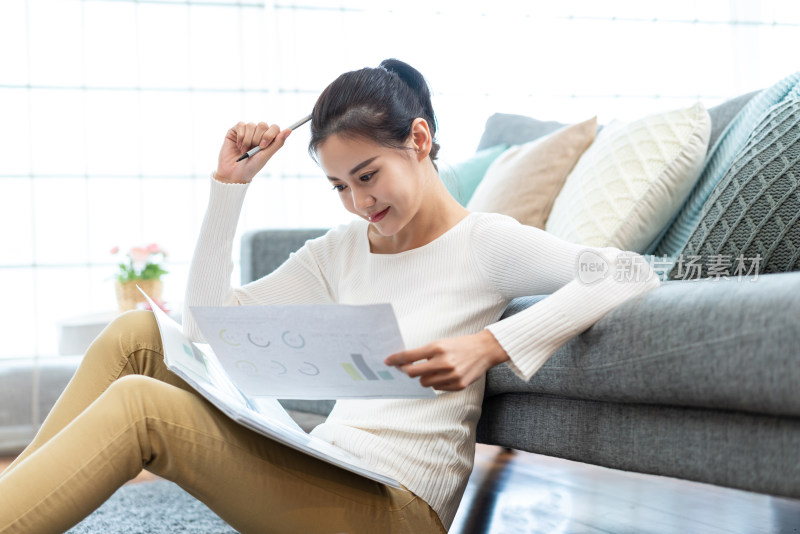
[67,481,237,533]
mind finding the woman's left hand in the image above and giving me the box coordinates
[384,330,510,391]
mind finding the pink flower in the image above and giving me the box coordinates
[129,246,150,264]
[110,246,120,255]
[140,297,170,313]
[145,243,161,253]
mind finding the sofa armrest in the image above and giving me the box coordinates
[240,228,329,285]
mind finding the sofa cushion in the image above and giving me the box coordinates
[545,103,711,252]
[476,113,568,151]
[669,98,800,280]
[487,272,800,418]
[466,117,597,229]
[654,71,800,258]
[440,143,508,206]
[706,90,761,152]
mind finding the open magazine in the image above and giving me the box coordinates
[140,290,434,489]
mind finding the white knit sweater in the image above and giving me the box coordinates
[183,176,661,529]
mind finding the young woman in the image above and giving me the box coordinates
[0,59,659,533]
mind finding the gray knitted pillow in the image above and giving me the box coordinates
[669,98,800,280]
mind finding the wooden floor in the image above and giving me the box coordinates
[3,445,800,533]
[450,446,800,534]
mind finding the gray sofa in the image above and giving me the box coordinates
[240,90,800,501]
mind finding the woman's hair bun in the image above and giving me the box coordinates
[309,58,440,169]
[379,58,431,103]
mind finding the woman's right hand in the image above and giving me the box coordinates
[215,121,291,184]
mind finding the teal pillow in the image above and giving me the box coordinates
[652,71,800,258]
[441,144,508,206]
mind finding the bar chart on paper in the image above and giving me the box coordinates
[189,303,435,400]
[342,353,395,381]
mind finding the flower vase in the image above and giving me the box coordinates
[115,279,163,313]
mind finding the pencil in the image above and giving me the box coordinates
[235,114,312,162]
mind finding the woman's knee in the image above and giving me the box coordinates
[103,375,171,416]
[98,376,182,443]
[96,310,161,353]
[102,376,204,431]
[106,374,157,397]
[81,310,164,377]
[106,310,159,338]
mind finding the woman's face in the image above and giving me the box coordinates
[317,134,425,237]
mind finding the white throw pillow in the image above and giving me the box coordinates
[545,102,711,252]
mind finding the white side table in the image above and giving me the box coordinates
[57,311,117,356]
[57,307,182,357]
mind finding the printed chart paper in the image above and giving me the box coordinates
[139,289,405,489]
[189,303,435,400]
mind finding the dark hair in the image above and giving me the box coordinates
[308,58,440,170]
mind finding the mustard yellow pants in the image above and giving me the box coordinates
[0,311,445,534]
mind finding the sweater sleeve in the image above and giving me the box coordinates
[182,176,336,343]
[471,214,661,381]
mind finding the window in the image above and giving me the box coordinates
[1,0,798,360]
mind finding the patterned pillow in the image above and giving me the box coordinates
[668,98,800,280]
[545,103,711,252]
[653,71,800,258]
